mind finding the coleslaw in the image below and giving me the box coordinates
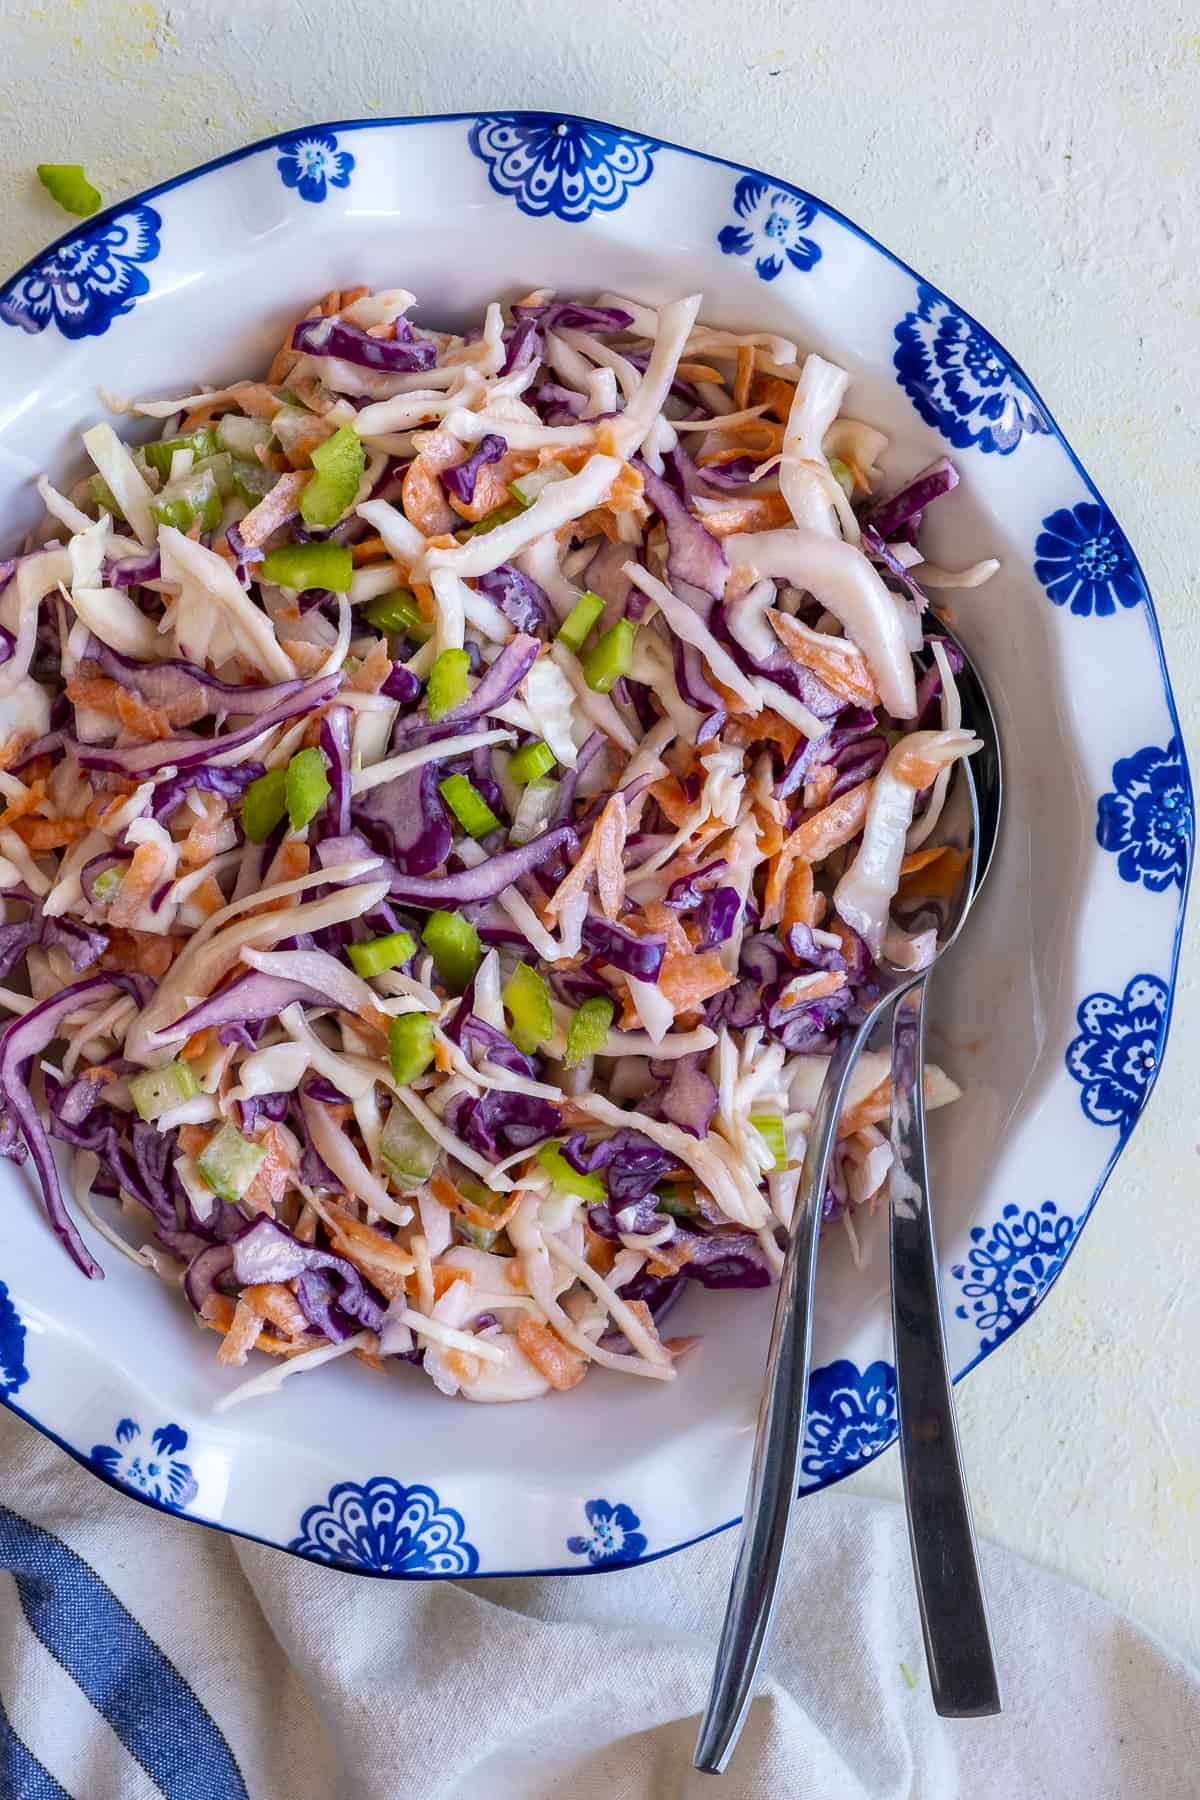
[0,284,992,1406]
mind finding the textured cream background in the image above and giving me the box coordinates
[0,0,1197,1657]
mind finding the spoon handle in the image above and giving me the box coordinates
[889,982,1002,1717]
[694,1023,866,1775]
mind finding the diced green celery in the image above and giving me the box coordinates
[347,931,416,977]
[379,1104,438,1185]
[422,911,480,993]
[656,1182,698,1219]
[37,163,101,217]
[142,427,219,479]
[190,450,235,498]
[216,414,274,458]
[750,1112,788,1171]
[503,962,553,1054]
[509,776,559,845]
[241,767,288,842]
[556,590,605,655]
[231,461,277,505]
[388,1012,435,1085]
[509,460,569,505]
[828,456,855,498]
[150,467,222,534]
[197,1121,266,1202]
[582,619,636,694]
[300,423,366,528]
[87,474,124,521]
[128,1061,200,1123]
[455,1219,499,1250]
[90,864,124,903]
[456,498,525,540]
[260,540,353,592]
[364,589,429,639]
[437,773,501,839]
[426,648,470,721]
[564,996,614,1067]
[507,739,556,785]
[285,746,330,831]
[536,1141,606,1204]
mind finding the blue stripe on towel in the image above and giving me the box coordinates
[0,1687,71,1799]
[0,1506,247,1800]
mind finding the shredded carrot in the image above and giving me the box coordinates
[657,947,735,1010]
[594,792,628,921]
[402,430,463,536]
[429,1169,520,1235]
[199,1294,307,1358]
[349,534,390,565]
[803,764,838,809]
[255,840,310,911]
[696,493,793,537]
[179,1028,212,1063]
[243,1123,294,1214]
[584,1225,617,1275]
[782,858,819,932]
[444,1347,483,1384]
[647,775,694,828]
[647,1236,695,1277]
[0,778,46,830]
[763,779,874,927]
[733,345,755,412]
[178,790,228,869]
[431,1265,473,1300]
[767,611,879,708]
[516,1317,587,1391]
[543,791,624,923]
[891,742,954,789]
[349,638,393,693]
[897,845,970,904]
[750,373,797,421]
[238,470,309,547]
[217,1299,264,1366]
[753,795,785,859]
[177,1123,213,1159]
[722,708,800,758]
[777,969,846,1008]
[697,420,784,460]
[100,928,182,980]
[840,1069,950,1137]
[108,839,169,929]
[675,360,726,383]
[11,816,82,850]
[242,1282,310,1338]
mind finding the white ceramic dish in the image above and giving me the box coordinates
[0,112,1189,1577]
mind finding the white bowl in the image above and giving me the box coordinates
[0,112,1190,1577]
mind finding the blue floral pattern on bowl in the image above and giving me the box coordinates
[468,115,657,221]
[1034,501,1142,616]
[893,284,1048,453]
[1067,974,1168,1132]
[567,1497,648,1566]
[1098,738,1191,892]
[0,206,161,340]
[289,1476,478,1573]
[800,1359,897,1483]
[276,130,355,205]
[0,1278,28,1398]
[952,1200,1080,1352]
[90,1418,198,1510]
[718,176,822,281]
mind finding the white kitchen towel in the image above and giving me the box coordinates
[1,1403,1196,1800]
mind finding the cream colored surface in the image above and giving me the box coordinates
[0,0,1196,1657]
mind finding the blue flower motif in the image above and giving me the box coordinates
[567,1498,647,1566]
[718,175,822,281]
[0,206,161,341]
[0,1278,28,1398]
[276,130,355,205]
[90,1418,198,1510]
[1034,501,1142,616]
[1097,737,1191,892]
[952,1200,1079,1352]
[1066,973,1168,1131]
[468,115,657,222]
[893,284,1048,454]
[289,1476,478,1574]
[800,1359,896,1483]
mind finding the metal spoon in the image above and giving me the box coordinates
[694,620,1000,1775]
[888,624,1003,1716]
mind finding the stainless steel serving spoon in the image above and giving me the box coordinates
[887,627,1002,1720]
[695,619,1003,1775]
